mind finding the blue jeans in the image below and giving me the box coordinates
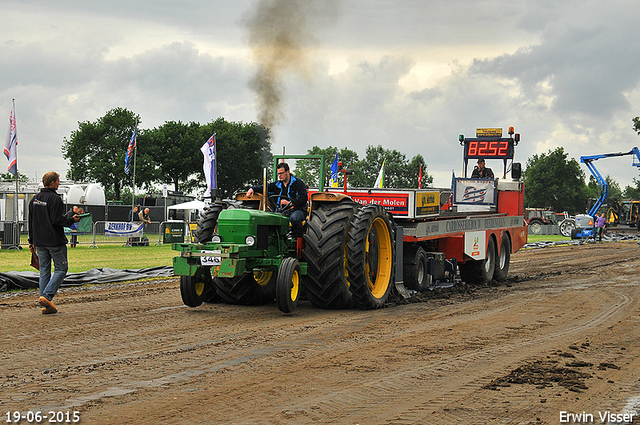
[288,209,306,237]
[36,245,69,301]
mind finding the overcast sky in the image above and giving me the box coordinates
[3,0,640,192]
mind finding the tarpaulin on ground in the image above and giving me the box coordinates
[0,266,174,293]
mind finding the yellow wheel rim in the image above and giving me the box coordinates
[195,281,205,296]
[365,216,393,299]
[290,269,300,301]
[253,270,273,286]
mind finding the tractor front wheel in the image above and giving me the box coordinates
[180,275,206,307]
[276,257,301,313]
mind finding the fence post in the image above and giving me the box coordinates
[88,221,99,248]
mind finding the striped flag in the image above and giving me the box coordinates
[124,127,137,174]
[4,100,17,176]
[201,133,216,197]
[374,159,385,188]
[418,165,422,189]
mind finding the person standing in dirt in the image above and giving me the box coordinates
[28,171,80,314]
[471,158,494,178]
[595,213,607,242]
[246,162,308,237]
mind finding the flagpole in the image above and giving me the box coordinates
[11,99,19,250]
[131,121,138,216]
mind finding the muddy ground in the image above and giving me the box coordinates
[1,240,640,425]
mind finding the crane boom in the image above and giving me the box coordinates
[580,147,640,217]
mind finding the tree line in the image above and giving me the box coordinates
[26,108,637,214]
[59,108,433,203]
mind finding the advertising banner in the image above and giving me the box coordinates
[453,178,497,205]
[105,222,144,238]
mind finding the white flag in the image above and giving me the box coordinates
[374,159,385,188]
[4,100,17,176]
[201,133,216,197]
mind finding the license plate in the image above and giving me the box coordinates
[200,250,222,266]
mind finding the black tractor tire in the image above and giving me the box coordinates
[276,257,302,313]
[493,233,511,282]
[202,267,221,303]
[403,245,429,292]
[194,203,224,243]
[180,275,206,307]
[302,200,358,309]
[346,204,395,309]
[459,236,497,285]
[214,270,277,305]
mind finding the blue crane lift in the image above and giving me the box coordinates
[570,147,640,238]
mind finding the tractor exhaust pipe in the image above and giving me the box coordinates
[263,167,268,211]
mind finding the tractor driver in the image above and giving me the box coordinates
[246,162,308,237]
[471,158,495,179]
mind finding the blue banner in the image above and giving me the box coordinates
[105,221,144,237]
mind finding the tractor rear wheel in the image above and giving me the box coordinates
[346,204,395,309]
[194,203,224,243]
[215,270,276,305]
[302,200,358,309]
[276,257,301,313]
[528,218,543,235]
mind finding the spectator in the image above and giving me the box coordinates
[28,171,80,314]
[595,213,607,242]
[128,205,140,222]
[139,207,152,225]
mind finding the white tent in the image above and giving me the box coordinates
[167,200,206,211]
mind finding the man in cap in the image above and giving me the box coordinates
[471,158,495,178]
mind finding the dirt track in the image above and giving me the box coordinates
[2,241,640,425]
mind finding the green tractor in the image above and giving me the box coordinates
[172,155,397,314]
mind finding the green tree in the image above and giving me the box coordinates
[350,146,433,188]
[0,172,30,182]
[61,108,156,200]
[199,118,272,198]
[523,147,589,214]
[294,146,359,188]
[146,120,203,193]
[623,178,640,199]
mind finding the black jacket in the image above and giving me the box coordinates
[252,175,308,212]
[471,166,494,178]
[28,188,76,246]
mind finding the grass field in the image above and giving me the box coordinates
[0,233,570,274]
[0,244,177,273]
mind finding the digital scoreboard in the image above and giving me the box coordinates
[460,128,517,160]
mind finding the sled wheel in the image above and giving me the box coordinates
[482,236,497,283]
[403,245,429,292]
[493,234,511,282]
[276,257,301,313]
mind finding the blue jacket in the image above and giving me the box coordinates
[252,175,308,212]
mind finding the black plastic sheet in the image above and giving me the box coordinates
[0,266,174,292]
